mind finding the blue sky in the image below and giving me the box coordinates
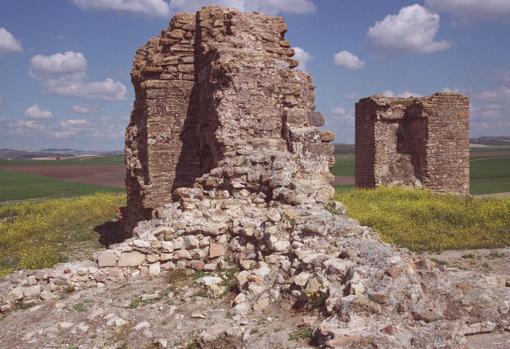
[0,0,509,150]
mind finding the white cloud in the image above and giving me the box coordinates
[29,51,87,79]
[331,107,354,125]
[333,51,365,70]
[24,104,53,119]
[380,90,422,98]
[71,0,171,18]
[367,4,450,54]
[0,27,22,54]
[293,47,313,71]
[71,105,94,114]
[60,118,90,127]
[45,77,128,101]
[29,51,127,101]
[426,0,510,19]
[470,75,510,136]
[168,0,316,14]
[10,120,46,134]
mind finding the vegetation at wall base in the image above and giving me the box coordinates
[336,186,510,251]
[0,193,125,277]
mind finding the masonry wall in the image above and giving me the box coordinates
[123,7,335,234]
[355,93,469,194]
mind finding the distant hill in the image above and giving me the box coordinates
[334,144,355,155]
[470,136,510,146]
[0,148,123,160]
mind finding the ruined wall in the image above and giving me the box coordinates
[355,93,469,194]
[123,7,335,233]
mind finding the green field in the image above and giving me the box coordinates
[330,150,510,195]
[0,170,123,202]
[331,155,355,176]
[0,155,124,167]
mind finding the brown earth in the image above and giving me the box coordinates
[333,175,354,186]
[470,152,510,159]
[0,165,125,188]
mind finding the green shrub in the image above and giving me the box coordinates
[336,187,510,251]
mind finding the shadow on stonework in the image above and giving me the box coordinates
[171,12,221,194]
[95,220,126,247]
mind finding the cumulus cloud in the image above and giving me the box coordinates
[380,90,422,98]
[29,51,87,79]
[24,104,53,119]
[426,0,510,19]
[293,47,313,71]
[45,78,128,101]
[0,27,22,54]
[29,51,127,101]
[71,0,171,18]
[368,4,450,54]
[325,106,355,143]
[71,105,94,114]
[168,0,316,15]
[469,74,510,135]
[333,51,365,70]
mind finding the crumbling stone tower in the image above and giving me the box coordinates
[123,6,335,233]
[355,93,470,194]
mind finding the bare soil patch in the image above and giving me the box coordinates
[0,165,125,188]
[333,175,354,186]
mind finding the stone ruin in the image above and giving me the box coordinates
[355,93,470,194]
[0,7,508,349]
[122,7,334,233]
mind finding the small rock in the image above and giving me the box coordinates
[58,322,74,330]
[267,208,281,222]
[155,338,168,348]
[183,236,199,249]
[294,272,311,287]
[209,243,226,258]
[197,276,222,286]
[272,240,290,252]
[191,312,206,319]
[97,251,117,267]
[134,321,151,331]
[133,239,151,248]
[23,285,41,299]
[149,262,161,276]
[174,249,192,260]
[201,324,226,342]
[118,251,145,267]
[106,315,127,327]
[161,241,173,253]
[77,322,89,333]
[381,325,397,335]
[253,297,269,311]
[9,287,24,301]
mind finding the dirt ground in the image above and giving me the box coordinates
[333,175,354,186]
[422,248,510,349]
[0,165,125,188]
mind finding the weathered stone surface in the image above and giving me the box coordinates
[355,93,470,194]
[118,252,145,267]
[121,6,335,234]
[97,251,117,267]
